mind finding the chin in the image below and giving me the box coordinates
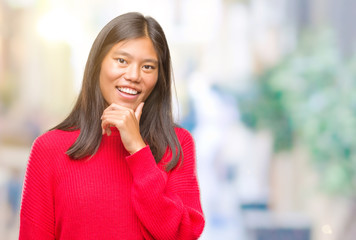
[116,101,137,110]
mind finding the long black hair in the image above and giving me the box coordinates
[53,12,182,171]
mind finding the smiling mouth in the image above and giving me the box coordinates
[116,87,140,95]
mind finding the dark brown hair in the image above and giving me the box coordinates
[53,12,182,171]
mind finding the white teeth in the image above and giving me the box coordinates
[118,87,138,95]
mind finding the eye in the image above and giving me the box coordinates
[117,58,127,64]
[142,65,155,70]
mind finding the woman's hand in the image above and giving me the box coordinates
[101,102,146,154]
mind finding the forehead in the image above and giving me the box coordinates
[109,37,158,59]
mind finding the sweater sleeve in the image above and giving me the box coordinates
[19,136,55,240]
[125,129,205,240]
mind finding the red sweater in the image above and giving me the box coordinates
[19,127,205,239]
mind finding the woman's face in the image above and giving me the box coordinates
[99,37,159,110]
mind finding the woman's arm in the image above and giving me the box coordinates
[101,103,205,238]
[126,129,205,240]
[19,136,55,240]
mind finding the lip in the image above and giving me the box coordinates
[116,85,141,93]
[116,87,140,100]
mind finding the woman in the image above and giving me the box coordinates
[19,12,205,239]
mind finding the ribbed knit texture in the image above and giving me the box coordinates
[19,127,205,240]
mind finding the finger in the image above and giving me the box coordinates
[107,103,131,111]
[106,127,111,136]
[101,121,108,135]
[135,102,144,123]
[102,104,120,115]
[101,104,122,117]
[103,106,135,119]
[101,120,113,136]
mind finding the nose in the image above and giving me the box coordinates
[124,64,140,82]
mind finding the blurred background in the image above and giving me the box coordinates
[0,0,356,239]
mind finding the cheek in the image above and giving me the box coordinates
[146,76,158,94]
[99,67,117,100]
[101,67,120,83]
[100,58,124,81]
[99,71,109,95]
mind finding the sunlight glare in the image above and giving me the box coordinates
[37,9,79,42]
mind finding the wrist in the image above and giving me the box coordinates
[129,141,147,155]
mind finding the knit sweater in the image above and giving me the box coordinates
[19,127,205,239]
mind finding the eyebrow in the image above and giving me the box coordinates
[113,50,158,64]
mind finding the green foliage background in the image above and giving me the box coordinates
[238,30,356,196]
